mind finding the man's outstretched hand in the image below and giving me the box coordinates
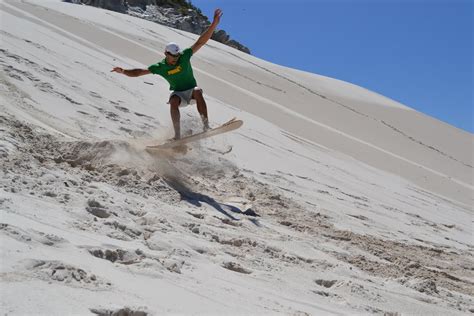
[213,8,223,25]
[111,67,124,74]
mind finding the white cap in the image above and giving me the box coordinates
[165,42,181,55]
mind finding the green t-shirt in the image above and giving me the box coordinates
[148,48,197,91]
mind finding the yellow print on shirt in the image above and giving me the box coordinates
[167,66,182,75]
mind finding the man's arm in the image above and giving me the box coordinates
[111,67,150,77]
[191,8,223,54]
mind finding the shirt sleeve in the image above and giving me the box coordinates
[148,63,161,75]
[180,48,193,63]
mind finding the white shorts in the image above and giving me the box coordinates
[169,87,201,108]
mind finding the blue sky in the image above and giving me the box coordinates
[191,0,473,133]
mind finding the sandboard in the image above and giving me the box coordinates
[147,118,243,150]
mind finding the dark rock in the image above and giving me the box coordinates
[90,307,148,316]
[243,208,259,217]
[87,206,111,218]
[226,40,251,54]
[315,279,337,288]
[87,199,104,208]
[212,30,229,43]
[222,261,252,274]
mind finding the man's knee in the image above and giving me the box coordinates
[169,95,181,107]
[193,88,204,100]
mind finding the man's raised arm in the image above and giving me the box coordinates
[191,8,223,54]
[111,67,150,77]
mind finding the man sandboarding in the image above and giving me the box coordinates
[112,9,226,142]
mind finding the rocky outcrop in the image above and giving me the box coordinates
[127,4,209,35]
[63,0,251,54]
[210,30,250,54]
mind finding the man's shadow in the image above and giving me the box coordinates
[163,176,260,226]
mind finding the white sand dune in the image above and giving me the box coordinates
[1,1,472,315]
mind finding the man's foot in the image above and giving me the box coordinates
[201,115,210,132]
[168,135,180,142]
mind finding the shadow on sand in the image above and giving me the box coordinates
[163,176,260,226]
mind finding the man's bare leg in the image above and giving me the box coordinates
[192,88,210,131]
[169,95,181,139]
